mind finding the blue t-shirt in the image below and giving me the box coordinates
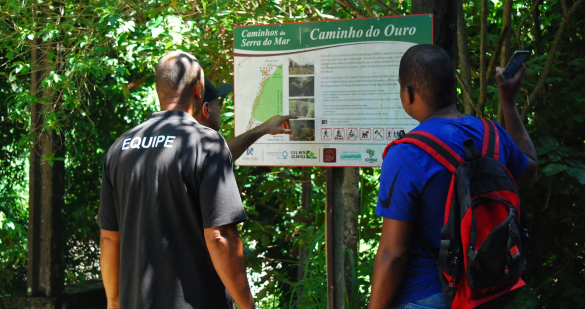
[375,115,528,306]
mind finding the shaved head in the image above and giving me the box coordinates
[399,45,456,109]
[155,51,204,109]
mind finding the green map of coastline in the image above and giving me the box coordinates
[247,64,283,131]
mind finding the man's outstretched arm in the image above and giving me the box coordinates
[100,229,120,309]
[495,65,538,187]
[227,115,297,161]
[205,223,255,309]
[369,218,413,308]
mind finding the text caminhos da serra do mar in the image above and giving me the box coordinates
[239,24,418,47]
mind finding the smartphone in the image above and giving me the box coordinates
[503,50,530,79]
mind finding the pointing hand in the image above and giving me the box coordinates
[261,115,298,135]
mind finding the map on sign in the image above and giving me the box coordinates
[234,15,432,167]
[246,64,284,131]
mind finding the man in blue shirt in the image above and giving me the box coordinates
[368,45,538,308]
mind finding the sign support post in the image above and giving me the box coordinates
[325,167,335,309]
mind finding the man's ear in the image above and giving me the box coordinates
[201,102,210,119]
[407,86,415,104]
[193,80,202,99]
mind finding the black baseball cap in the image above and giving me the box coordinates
[204,77,233,103]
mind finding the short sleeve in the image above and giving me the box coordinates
[97,158,119,231]
[493,121,529,180]
[375,144,427,222]
[199,139,248,229]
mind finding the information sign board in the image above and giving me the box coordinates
[233,15,433,167]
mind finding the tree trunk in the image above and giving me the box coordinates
[498,0,513,125]
[412,0,458,61]
[327,167,360,308]
[297,168,311,303]
[456,0,474,115]
[532,2,542,55]
[478,0,488,115]
[27,4,65,303]
[342,168,359,304]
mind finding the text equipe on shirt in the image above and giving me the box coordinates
[121,135,176,150]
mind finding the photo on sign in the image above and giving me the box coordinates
[289,76,315,97]
[289,58,315,75]
[289,99,315,118]
[290,119,315,141]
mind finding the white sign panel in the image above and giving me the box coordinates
[234,15,433,167]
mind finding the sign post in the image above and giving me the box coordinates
[233,15,433,308]
[325,167,335,308]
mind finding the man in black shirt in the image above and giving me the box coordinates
[98,51,255,309]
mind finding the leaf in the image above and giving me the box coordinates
[152,27,165,38]
[541,163,565,176]
[47,51,54,61]
[549,152,562,161]
[565,167,585,185]
[566,158,585,170]
[539,135,559,148]
[557,147,584,158]
[537,146,557,155]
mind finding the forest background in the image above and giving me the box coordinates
[1,0,584,308]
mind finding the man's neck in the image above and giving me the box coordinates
[160,101,194,117]
[421,104,465,122]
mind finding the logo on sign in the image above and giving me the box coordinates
[365,149,378,163]
[306,151,317,159]
[282,151,288,158]
[324,148,336,163]
[246,148,254,156]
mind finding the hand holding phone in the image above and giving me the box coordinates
[503,51,530,79]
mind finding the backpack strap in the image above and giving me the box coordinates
[383,131,465,173]
[480,118,500,160]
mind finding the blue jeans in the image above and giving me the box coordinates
[390,293,450,309]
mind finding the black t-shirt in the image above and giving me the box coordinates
[98,111,247,309]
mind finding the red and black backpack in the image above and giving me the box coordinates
[382,118,529,309]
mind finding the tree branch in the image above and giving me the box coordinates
[561,0,569,17]
[498,0,513,125]
[535,244,585,291]
[456,72,479,112]
[359,0,377,16]
[374,0,401,15]
[334,0,370,17]
[478,24,509,114]
[457,0,474,115]
[522,0,585,121]
[478,0,488,115]
[309,4,338,20]
[515,0,540,58]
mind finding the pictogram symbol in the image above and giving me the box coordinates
[373,128,384,141]
[334,128,345,140]
[347,128,358,141]
[387,127,405,140]
[360,128,371,140]
[321,128,332,140]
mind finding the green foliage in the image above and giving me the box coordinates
[1,0,585,308]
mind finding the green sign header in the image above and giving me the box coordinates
[234,15,433,52]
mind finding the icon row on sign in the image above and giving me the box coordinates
[321,128,405,141]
